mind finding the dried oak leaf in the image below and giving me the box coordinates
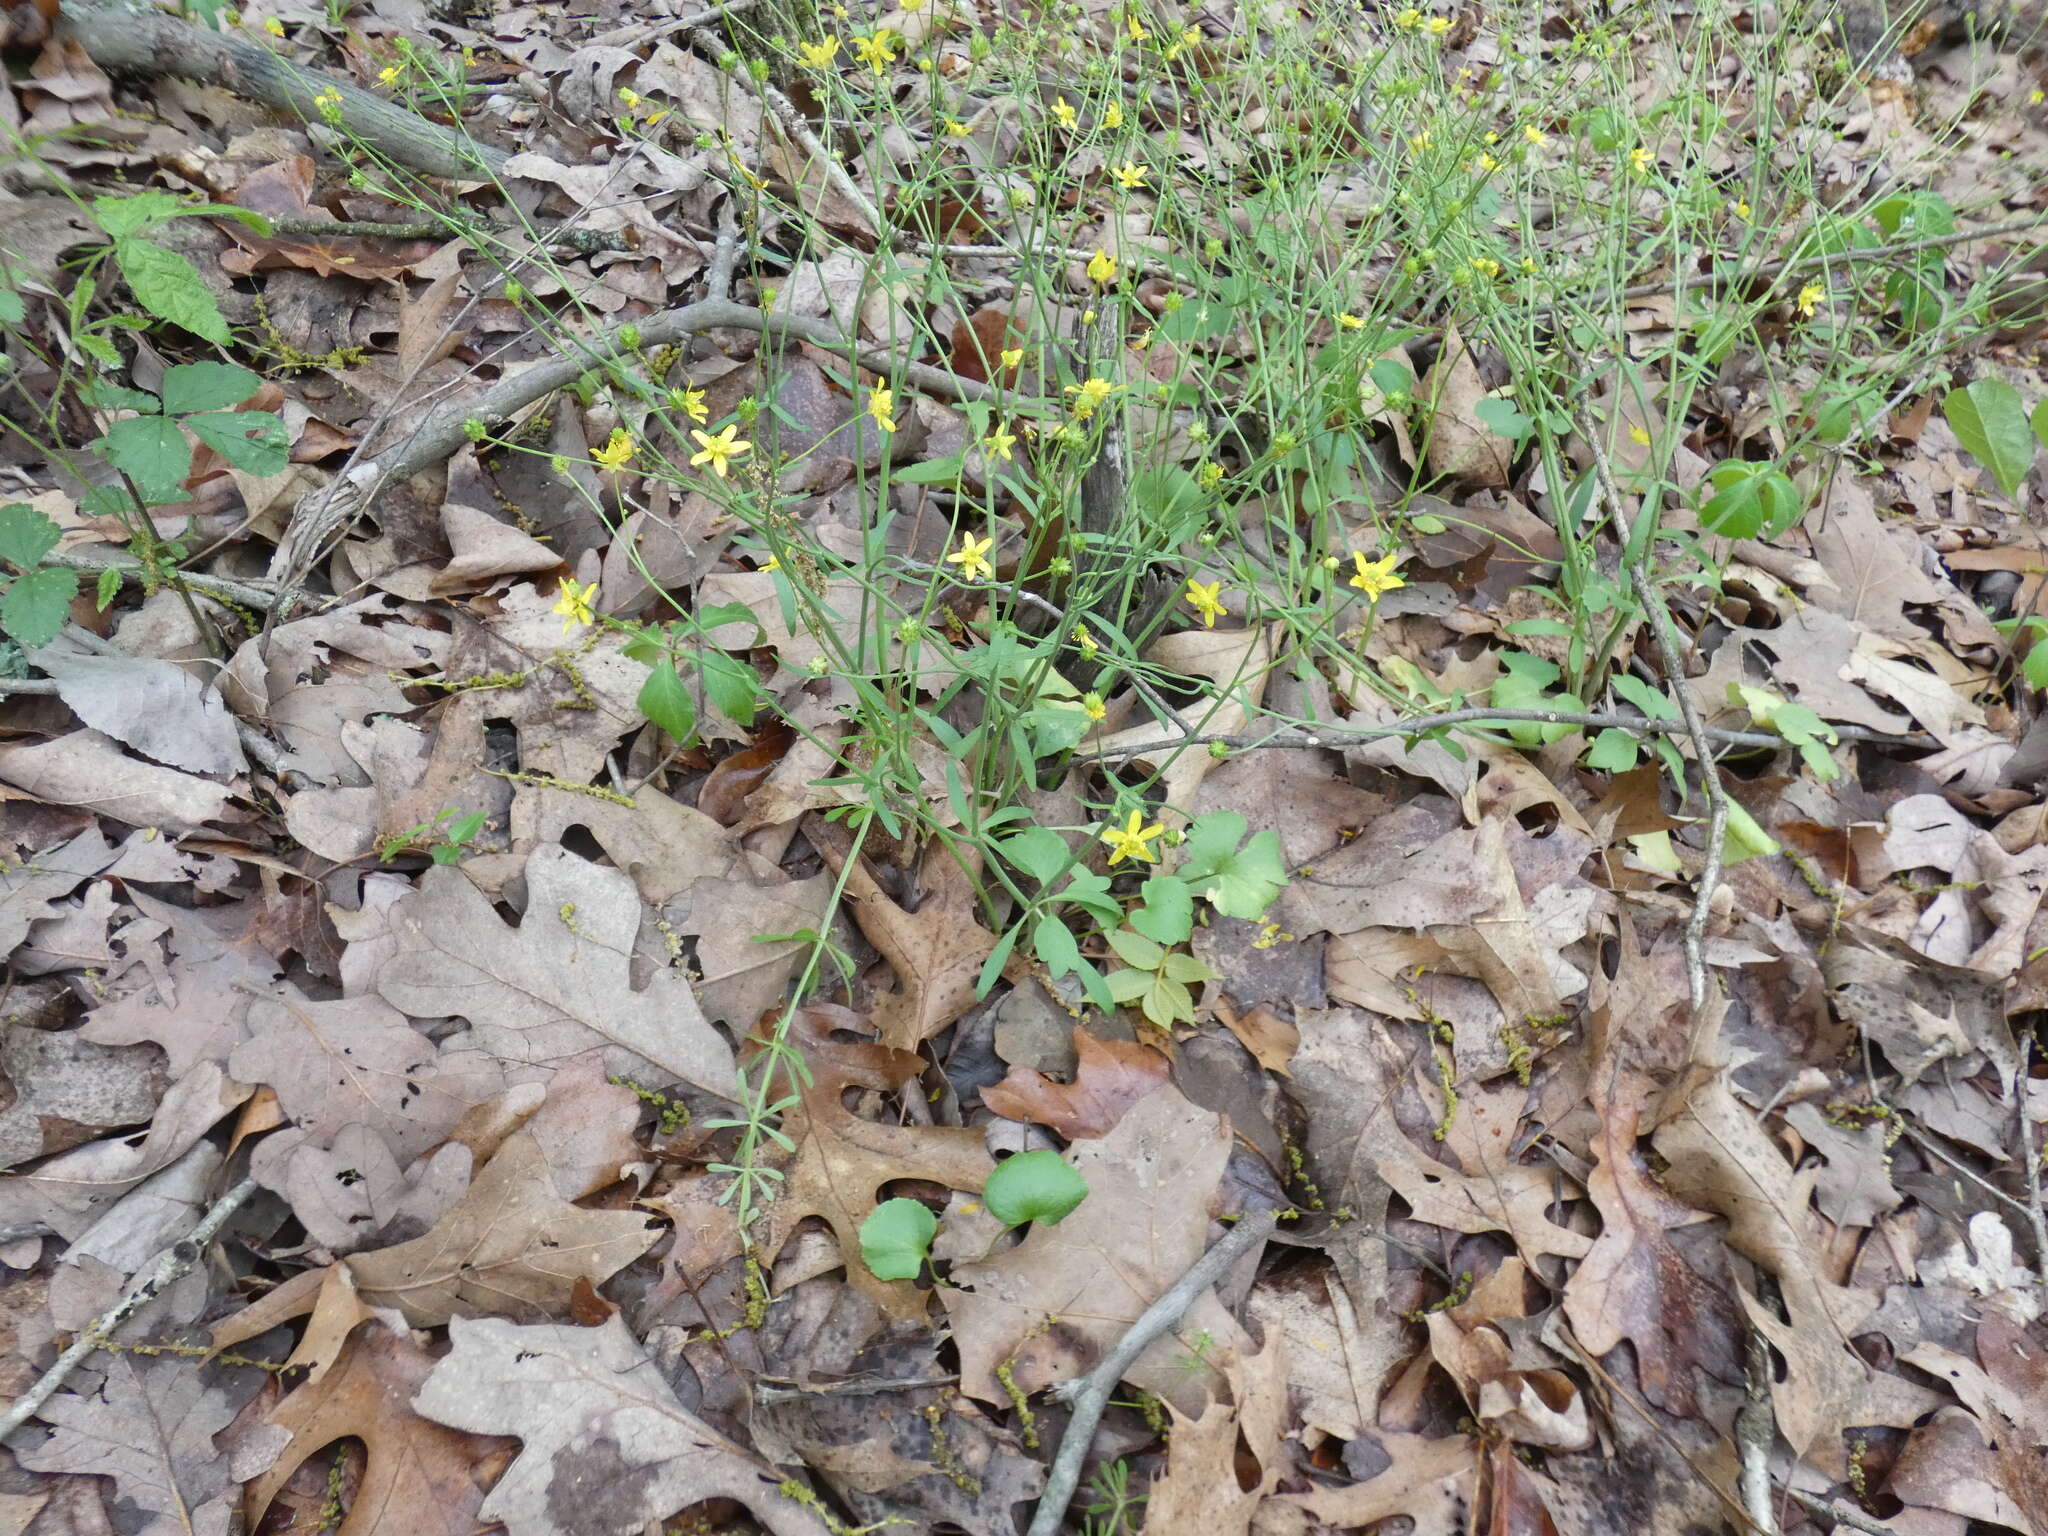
[944,1085,1250,1415]
[760,1006,992,1319]
[982,1026,1169,1139]
[376,843,736,1096]
[17,1351,243,1536]
[245,1323,501,1536]
[343,1125,660,1326]
[410,1313,831,1536]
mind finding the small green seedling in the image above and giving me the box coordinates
[983,1150,1089,1228]
[859,1196,937,1281]
[379,809,488,866]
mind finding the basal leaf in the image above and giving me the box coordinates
[983,1151,1088,1227]
[859,1197,937,1281]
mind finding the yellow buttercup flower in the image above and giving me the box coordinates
[797,36,840,67]
[1797,282,1827,317]
[1471,257,1500,279]
[1474,152,1500,173]
[670,385,708,424]
[1394,6,1422,26]
[1074,624,1098,655]
[1087,248,1118,284]
[1410,130,1433,151]
[1629,145,1654,173]
[1066,377,1120,418]
[262,16,286,34]
[1732,198,1752,221]
[553,576,596,633]
[1101,809,1166,866]
[379,65,402,85]
[688,424,751,478]
[868,385,898,433]
[1425,14,1450,33]
[985,425,1018,461]
[619,88,641,108]
[1348,551,1404,600]
[1082,691,1107,722]
[1112,161,1149,189]
[1523,123,1548,147]
[1184,578,1227,627]
[850,29,898,71]
[947,531,995,582]
[1338,312,1366,331]
[1627,423,1652,447]
[759,553,781,572]
[1051,96,1079,129]
[1102,99,1124,129]
[1000,347,1024,371]
[593,429,636,469]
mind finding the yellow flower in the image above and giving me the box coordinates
[1348,551,1405,600]
[671,385,708,424]
[1087,248,1118,284]
[1471,257,1500,278]
[1627,423,1652,446]
[1082,308,1098,324]
[850,29,898,71]
[1425,14,1451,33]
[1127,13,1150,40]
[1082,691,1107,722]
[1101,809,1166,866]
[1074,624,1098,654]
[262,15,286,34]
[1732,198,1752,221]
[1410,130,1433,151]
[759,553,781,572]
[1184,578,1227,627]
[1066,377,1120,418]
[1102,99,1124,129]
[1523,123,1548,147]
[553,576,596,633]
[1629,145,1654,173]
[1519,255,1539,274]
[688,424,751,478]
[797,36,840,67]
[2033,88,2046,105]
[1338,312,1366,331]
[1000,346,1024,371]
[1112,161,1150,189]
[1394,6,1422,26]
[868,385,898,433]
[619,88,641,108]
[945,117,969,136]
[947,531,995,582]
[1051,96,1079,129]
[985,425,1018,461]
[1797,281,1826,317]
[1473,152,1500,173]
[903,0,926,11]
[593,428,636,469]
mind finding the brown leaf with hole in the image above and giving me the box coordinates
[982,1026,1169,1138]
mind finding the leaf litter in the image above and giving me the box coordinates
[5,0,2048,1531]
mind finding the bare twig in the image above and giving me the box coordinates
[43,547,295,614]
[1736,1328,1780,1535]
[1784,1489,1902,1536]
[1026,1208,1277,1536]
[586,0,763,49]
[2019,1043,2048,1279]
[0,1176,258,1445]
[250,214,636,253]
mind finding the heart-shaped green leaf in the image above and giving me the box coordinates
[859,1197,937,1281]
[983,1151,1088,1228]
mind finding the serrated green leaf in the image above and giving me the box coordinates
[983,1151,1088,1227]
[160,361,260,415]
[93,192,186,239]
[113,238,230,344]
[95,566,122,612]
[186,411,288,475]
[1944,379,2035,500]
[1584,728,1640,772]
[0,567,79,646]
[698,650,759,726]
[859,1197,936,1281]
[76,334,121,368]
[636,660,697,743]
[0,503,61,570]
[97,414,192,502]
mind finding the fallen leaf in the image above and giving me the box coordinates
[32,642,244,775]
[982,1026,1170,1138]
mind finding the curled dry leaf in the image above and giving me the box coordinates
[981,1025,1170,1139]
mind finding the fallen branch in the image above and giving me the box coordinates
[1736,1328,1780,1535]
[252,214,636,254]
[59,1,508,182]
[1783,1490,1901,1536]
[44,547,295,613]
[268,296,1006,592]
[0,1175,258,1446]
[1026,1207,1277,1536]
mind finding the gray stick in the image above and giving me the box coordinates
[0,1176,258,1445]
[1026,1208,1277,1536]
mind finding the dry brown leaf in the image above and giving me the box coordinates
[411,1313,832,1536]
[945,1085,1250,1415]
[1280,1432,1476,1528]
[343,1125,660,1326]
[982,1026,1170,1139]
[759,1006,992,1318]
[1422,324,1513,488]
[376,843,736,1095]
[245,1323,500,1536]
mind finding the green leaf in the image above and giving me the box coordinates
[1887,270,1944,332]
[160,361,261,415]
[1105,926,1165,971]
[0,566,80,646]
[1032,913,1084,979]
[95,566,122,612]
[113,238,230,344]
[1610,673,1678,720]
[983,1151,1088,1227]
[1944,379,2036,500]
[978,923,1023,997]
[1698,461,1804,541]
[1721,801,1780,865]
[1107,967,1154,1004]
[98,415,193,502]
[2033,399,2048,452]
[185,411,288,475]
[859,1197,936,1281]
[1129,875,1194,944]
[698,650,759,726]
[92,192,187,239]
[999,827,1072,886]
[1869,189,1956,240]
[0,289,23,325]
[1160,952,1214,985]
[892,454,966,484]
[1579,106,1626,150]
[2025,639,2048,691]
[636,660,697,743]
[1474,397,1533,448]
[0,503,62,570]
[1584,728,1640,771]
[1179,816,1287,921]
